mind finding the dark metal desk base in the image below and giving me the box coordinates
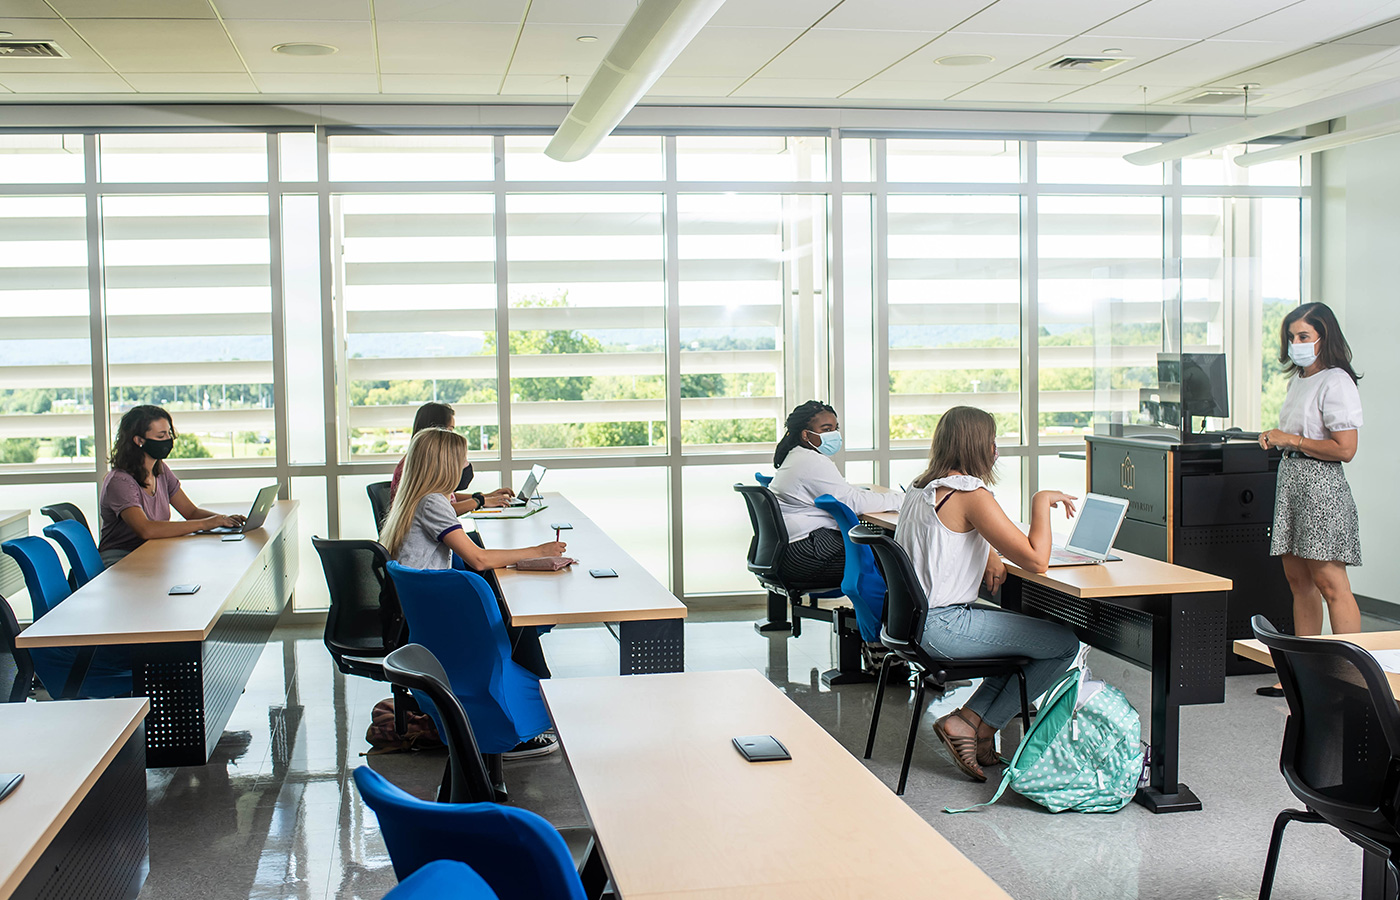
[1136,784,1203,813]
[619,618,684,674]
[10,724,148,900]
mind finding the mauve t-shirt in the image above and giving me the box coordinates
[98,466,181,555]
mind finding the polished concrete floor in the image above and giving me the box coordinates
[135,611,1393,900]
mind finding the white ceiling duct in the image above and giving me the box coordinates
[545,0,727,162]
[1122,75,1400,166]
[1235,119,1400,166]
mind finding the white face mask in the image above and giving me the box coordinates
[1288,340,1318,369]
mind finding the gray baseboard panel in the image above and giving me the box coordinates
[1358,594,1400,624]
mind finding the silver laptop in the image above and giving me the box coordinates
[507,465,547,506]
[1047,493,1130,567]
[207,484,279,534]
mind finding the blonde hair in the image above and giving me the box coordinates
[911,406,999,489]
[380,427,468,558]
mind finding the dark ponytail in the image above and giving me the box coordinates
[774,400,836,468]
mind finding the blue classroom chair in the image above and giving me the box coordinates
[812,494,886,643]
[354,766,588,900]
[383,860,499,900]
[385,562,551,754]
[43,519,105,589]
[754,471,773,487]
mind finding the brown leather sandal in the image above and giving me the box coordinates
[976,734,1002,768]
[933,711,987,782]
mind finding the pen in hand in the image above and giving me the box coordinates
[555,527,560,542]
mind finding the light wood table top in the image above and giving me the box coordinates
[16,500,298,648]
[541,670,1012,900]
[0,509,28,530]
[0,697,149,899]
[472,493,686,628]
[1235,631,1400,696]
[859,508,1230,598]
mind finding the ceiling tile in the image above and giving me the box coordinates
[1338,16,1400,44]
[709,0,838,28]
[1050,82,1196,104]
[505,24,621,75]
[1091,0,1299,41]
[123,70,257,91]
[957,0,1143,37]
[729,76,864,98]
[840,78,980,100]
[877,32,1071,82]
[66,18,245,72]
[0,17,114,71]
[49,0,213,17]
[0,71,133,91]
[382,73,500,93]
[1104,39,1297,83]
[667,26,804,78]
[816,0,994,33]
[0,1,58,16]
[524,0,636,26]
[211,0,372,21]
[1230,41,1397,87]
[372,0,526,24]
[224,20,376,73]
[949,81,1078,102]
[252,72,379,92]
[994,35,1198,84]
[375,22,517,74]
[644,74,748,97]
[757,28,938,80]
[499,73,580,95]
[1220,0,1400,42]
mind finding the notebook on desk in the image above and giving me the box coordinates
[465,502,548,520]
[1046,493,1129,567]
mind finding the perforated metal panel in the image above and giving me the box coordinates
[619,619,684,674]
[1172,600,1228,703]
[15,725,148,900]
[1020,582,1154,669]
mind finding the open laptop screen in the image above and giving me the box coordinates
[516,464,546,502]
[1065,494,1129,557]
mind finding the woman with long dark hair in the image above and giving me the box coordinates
[387,402,515,513]
[1255,302,1363,697]
[97,405,243,566]
[767,400,902,587]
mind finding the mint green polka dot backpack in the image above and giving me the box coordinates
[946,664,1146,815]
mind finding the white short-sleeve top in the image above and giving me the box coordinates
[1278,367,1363,443]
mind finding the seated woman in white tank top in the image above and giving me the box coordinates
[894,406,1081,783]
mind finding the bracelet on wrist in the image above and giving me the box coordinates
[472,491,486,509]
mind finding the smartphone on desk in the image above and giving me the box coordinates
[589,568,617,578]
[168,584,200,595]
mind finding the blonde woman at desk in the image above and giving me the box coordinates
[895,406,1080,782]
[387,402,515,513]
[97,405,244,567]
[1255,302,1363,698]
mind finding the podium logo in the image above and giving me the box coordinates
[1121,454,1135,490]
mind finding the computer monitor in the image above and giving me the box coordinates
[1181,352,1229,418]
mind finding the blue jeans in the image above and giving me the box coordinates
[921,604,1080,729]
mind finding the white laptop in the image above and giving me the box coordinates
[506,464,547,506]
[1047,493,1130,567]
[465,465,548,519]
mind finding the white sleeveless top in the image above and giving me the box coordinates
[893,476,992,611]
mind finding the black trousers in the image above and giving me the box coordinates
[777,527,845,588]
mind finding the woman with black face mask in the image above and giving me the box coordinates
[97,404,244,567]
[388,402,515,514]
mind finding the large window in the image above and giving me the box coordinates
[0,126,1307,611]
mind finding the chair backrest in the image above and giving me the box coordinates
[732,483,789,578]
[383,643,497,804]
[386,562,550,753]
[39,502,89,532]
[368,481,393,533]
[848,529,929,651]
[1252,616,1400,836]
[0,594,34,703]
[0,536,72,619]
[754,471,773,487]
[353,766,587,900]
[812,495,886,642]
[43,520,105,589]
[312,537,406,668]
[385,860,500,900]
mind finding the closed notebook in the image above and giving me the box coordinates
[513,556,578,571]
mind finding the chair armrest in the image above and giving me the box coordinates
[342,655,386,674]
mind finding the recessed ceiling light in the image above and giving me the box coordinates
[935,54,995,67]
[0,31,13,38]
[576,35,599,43]
[1101,48,1123,54]
[272,42,338,57]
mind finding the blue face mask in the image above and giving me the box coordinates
[807,430,842,456]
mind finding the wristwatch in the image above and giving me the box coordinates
[472,491,486,510]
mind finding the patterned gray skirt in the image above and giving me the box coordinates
[1270,455,1362,565]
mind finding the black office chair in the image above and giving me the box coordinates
[849,527,1032,795]
[367,481,393,533]
[1252,616,1400,899]
[0,594,35,703]
[312,537,415,731]
[380,643,608,899]
[39,502,90,532]
[732,483,843,638]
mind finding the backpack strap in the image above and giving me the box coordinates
[943,769,1014,814]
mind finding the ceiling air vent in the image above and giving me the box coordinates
[0,41,69,59]
[1180,89,1266,105]
[1037,55,1130,72]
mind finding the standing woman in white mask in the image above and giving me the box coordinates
[768,400,902,587]
[1256,302,1364,697]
